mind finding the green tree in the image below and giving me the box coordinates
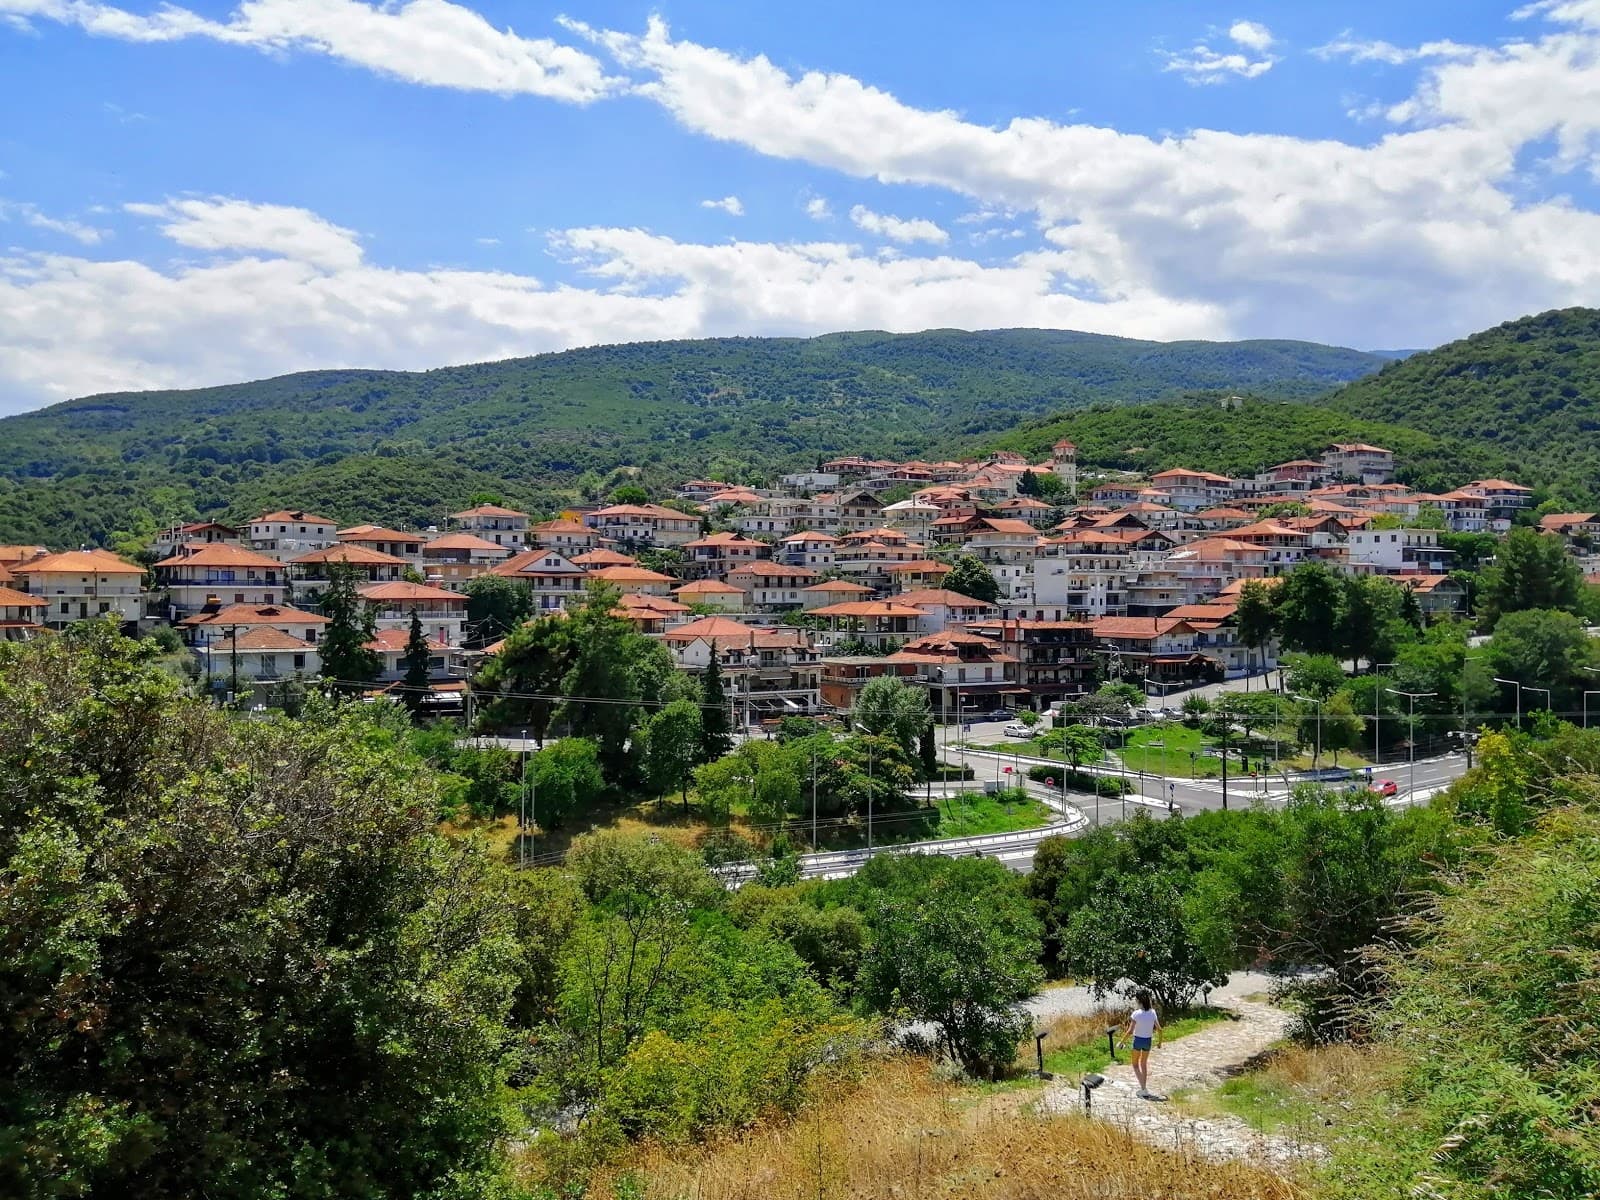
[1319,690,1365,766]
[1274,562,1345,656]
[945,554,1001,604]
[1060,869,1229,1012]
[463,575,532,648]
[1235,580,1278,683]
[317,562,380,687]
[399,609,432,716]
[0,626,521,1199]
[1481,526,1584,628]
[851,675,932,754]
[1284,652,1346,699]
[560,582,644,778]
[473,612,571,744]
[857,856,1043,1078]
[528,737,607,829]
[642,698,704,811]
[611,483,649,505]
[1487,607,1597,715]
[699,656,733,761]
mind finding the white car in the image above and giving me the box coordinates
[1003,722,1033,739]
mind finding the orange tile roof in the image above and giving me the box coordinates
[0,585,46,608]
[0,545,48,567]
[423,533,512,554]
[674,579,745,593]
[155,543,283,569]
[223,627,318,652]
[365,627,451,652]
[882,559,952,573]
[16,549,143,575]
[686,531,768,548]
[252,509,334,525]
[338,525,422,543]
[726,561,820,580]
[451,504,528,518]
[810,601,926,618]
[291,544,407,566]
[586,565,677,584]
[570,548,637,566]
[358,581,464,602]
[782,530,839,542]
[661,615,809,650]
[893,588,994,608]
[803,579,875,593]
[1090,616,1193,639]
[180,602,328,627]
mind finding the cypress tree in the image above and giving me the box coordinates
[700,656,733,761]
[399,609,432,716]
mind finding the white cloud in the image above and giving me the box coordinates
[699,194,744,216]
[1227,20,1275,53]
[1163,20,1278,84]
[0,199,106,245]
[0,0,620,102]
[123,197,362,269]
[1312,34,1478,65]
[848,204,948,244]
[0,197,1225,411]
[804,196,832,220]
[563,15,1600,351]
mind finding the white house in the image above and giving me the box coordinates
[14,550,145,629]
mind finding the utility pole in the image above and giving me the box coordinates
[1385,690,1434,800]
[1494,677,1522,731]
[519,729,529,867]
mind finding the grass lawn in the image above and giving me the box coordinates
[445,787,1057,863]
[1118,723,1226,777]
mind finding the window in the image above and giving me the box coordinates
[59,601,69,614]
[293,654,306,670]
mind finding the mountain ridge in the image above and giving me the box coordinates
[0,327,1389,546]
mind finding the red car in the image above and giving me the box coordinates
[1374,779,1399,797]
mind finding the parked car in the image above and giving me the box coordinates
[1374,778,1399,797]
[1003,722,1033,739]
[980,708,1016,722]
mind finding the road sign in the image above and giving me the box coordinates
[1003,766,1014,774]
[1045,777,1055,787]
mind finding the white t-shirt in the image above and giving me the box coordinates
[1129,1008,1159,1038]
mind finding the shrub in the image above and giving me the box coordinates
[1027,764,1130,796]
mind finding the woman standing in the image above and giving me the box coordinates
[1120,989,1163,1099]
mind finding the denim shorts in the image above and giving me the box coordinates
[1132,1035,1152,1051]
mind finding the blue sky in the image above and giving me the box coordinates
[1,0,1598,412]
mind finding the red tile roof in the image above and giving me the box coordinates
[16,549,143,575]
[358,581,464,602]
[252,509,334,525]
[291,544,407,566]
[180,602,328,627]
[451,504,528,518]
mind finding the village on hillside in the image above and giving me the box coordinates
[0,436,1570,722]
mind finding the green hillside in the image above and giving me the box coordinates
[990,397,1504,495]
[0,329,1384,546]
[1322,306,1600,499]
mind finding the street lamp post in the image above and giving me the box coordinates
[1384,690,1435,800]
[1289,694,1324,772]
[1493,677,1523,731]
[1584,691,1600,730]
[1525,686,1552,724]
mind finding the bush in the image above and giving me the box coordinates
[1027,763,1130,796]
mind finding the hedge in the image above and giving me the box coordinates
[1027,764,1131,796]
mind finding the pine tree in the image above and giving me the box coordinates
[399,609,432,716]
[318,563,380,688]
[700,656,733,762]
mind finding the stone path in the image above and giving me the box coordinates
[1037,995,1325,1166]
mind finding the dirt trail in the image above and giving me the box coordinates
[1038,996,1324,1166]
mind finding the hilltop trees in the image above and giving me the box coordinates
[1480,526,1584,628]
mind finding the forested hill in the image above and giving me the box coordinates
[993,307,1600,502]
[1323,307,1600,498]
[0,329,1385,546]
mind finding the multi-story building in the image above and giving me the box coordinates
[1050,438,1078,497]
[585,564,678,597]
[965,618,1096,707]
[800,579,876,610]
[366,627,452,682]
[357,581,468,647]
[337,525,426,563]
[529,518,601,554]
[661,617,821,720]
[152,544,286,619]
[488,549,591,611]
[450,504,530,549]
[179,601,329,685]
[835,490,886,534]
[887,630,1022,722]
[14,549,145,629]
[895,588,997,633]
[880,498,941,543]
[289,544,407,607]
[808,599,927,650]
[672,579,748,612]
[818,656,924,713]
[582,503,701,547]
[1088,616,1216,693]
[1345,528,1455,575]
[421,533,512,590]
[1322,443,1395,484]
[685,531,771,578]
[247,510,338,562]
[0,585,47,641]
[724,561,820,611]
[152,521,241,558]
[779,531,838,571]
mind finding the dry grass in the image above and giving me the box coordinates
[443,797,763,862]
[1176,1042,1391,1136]
[582,1057,1305,1200]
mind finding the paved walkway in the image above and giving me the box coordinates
[1037,990,1322,1166]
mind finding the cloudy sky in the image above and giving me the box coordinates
[2,0,1599,413]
